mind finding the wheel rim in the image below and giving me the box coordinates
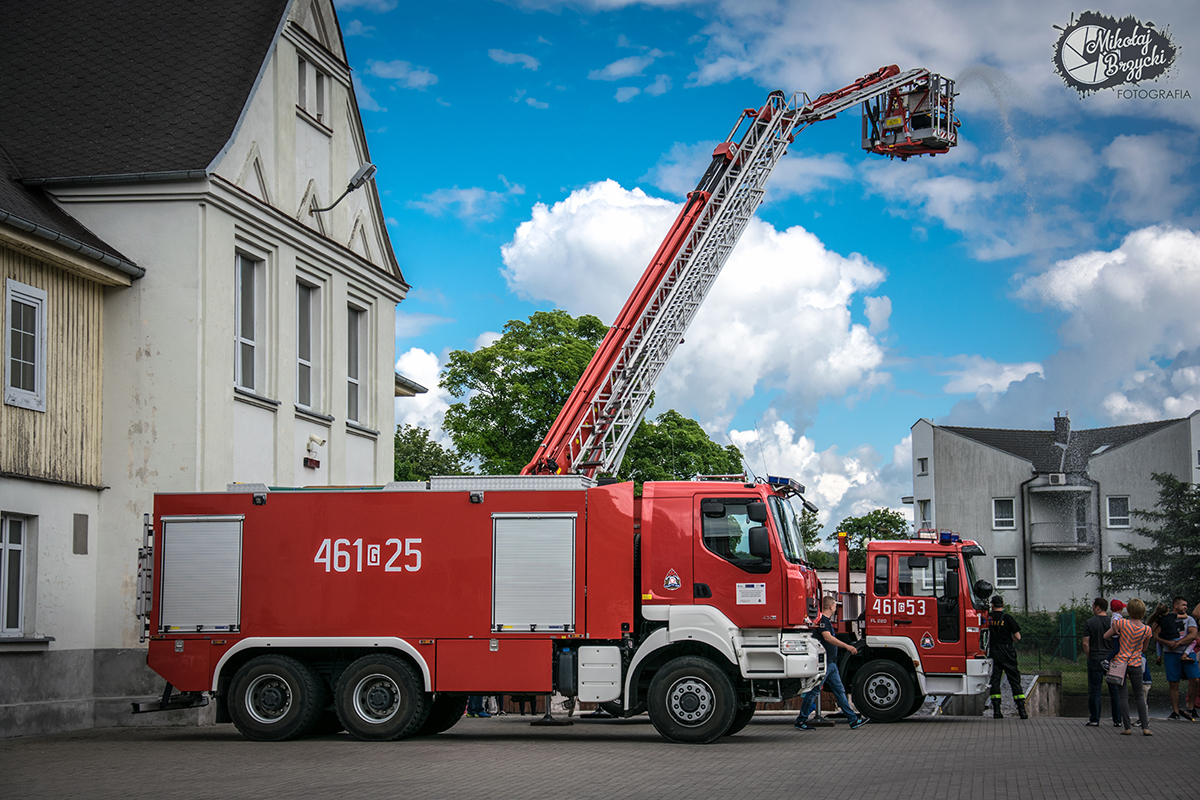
[245,674,293,724]
[667,676,714,727]
[352,673,402,724]
[865,672,901,710]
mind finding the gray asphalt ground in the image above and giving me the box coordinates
[3,711,1198,800]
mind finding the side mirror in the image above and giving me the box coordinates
[701,500,725,517]
[907,555,929,569]
[945,570,959,601]
[946,555,959,570]
[747,502,769,523]
[748,526,771,559]
[973,579,993,600]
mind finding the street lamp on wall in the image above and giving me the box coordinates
[309,162,377,215]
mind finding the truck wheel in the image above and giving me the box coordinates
[647,656,737,744]
[851,659,913,724]
[228,655,325,742]
[335,654,427,741]
[724,702,756,736]
[413,694,467,735]
[907,693,927,718]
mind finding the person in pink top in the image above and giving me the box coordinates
[1104,598,1154,735]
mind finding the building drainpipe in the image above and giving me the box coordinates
[1087,474,1103,593]
[1020,473,1036,611]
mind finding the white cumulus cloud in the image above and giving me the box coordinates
[394,348,454,439]
[489,49,541,70]
[500,180,890,431]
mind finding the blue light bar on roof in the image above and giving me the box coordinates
[939,530,961,545]
[766,475,806,494]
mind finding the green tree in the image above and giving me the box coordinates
[836,508,910,570]
[393,424,466,482]
[1097,473,1200,602]
[617,409,743,486]
[440,310,607,475]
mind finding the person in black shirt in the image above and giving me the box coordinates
[988,595,1027,719]
[1082,597,1120,727]
[794,596,869,730]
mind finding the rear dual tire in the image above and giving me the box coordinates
[228,655,325,742]
[335,654,428,741]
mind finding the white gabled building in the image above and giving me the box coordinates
[0,0,416,736]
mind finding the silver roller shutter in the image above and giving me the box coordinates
[492,513,575,632]
[159,516,243,632]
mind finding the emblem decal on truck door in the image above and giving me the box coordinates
[664,569,681,590]
[920,632,935,649]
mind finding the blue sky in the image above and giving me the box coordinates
[342,0,1200,532]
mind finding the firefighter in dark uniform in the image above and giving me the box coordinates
[988,595,1027,719]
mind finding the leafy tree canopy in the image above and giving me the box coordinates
[617,409,743,487]
[1098,473,1200,603]
[440,310,607,475]
[836,508,910,570]
[394,424,466,482]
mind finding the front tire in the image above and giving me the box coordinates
[335,654,428,741]
[647,656,737,744]
[228,655,325,742]
[852,659,914,723]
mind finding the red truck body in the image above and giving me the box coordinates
[140,477,826,743]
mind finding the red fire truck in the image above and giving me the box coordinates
[134,67,965,742]
[138,475,830,743]
[832,529,994,722]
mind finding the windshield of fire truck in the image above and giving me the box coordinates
[963,551,982,597]
[769,495,808,564]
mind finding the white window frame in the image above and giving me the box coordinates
[235,254,264,392]
[297,56,307,110]
[297,55,327,124]
[993,497,1016,530]
[994,556,1018,590]
[917,499,931,529]
[296,282,320,410]
[1,514,27,636]
[346,304,366,423]
[5,279,47,412]
[1106,496,1130,528]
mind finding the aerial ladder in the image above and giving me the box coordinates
[522,66,958,478]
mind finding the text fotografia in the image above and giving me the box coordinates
[1115,87,1191,100]
[1053,11,1178,98]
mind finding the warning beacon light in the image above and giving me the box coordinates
[939,530,962,545]
[766,475,805,495]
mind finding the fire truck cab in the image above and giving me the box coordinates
[840,531,994,722]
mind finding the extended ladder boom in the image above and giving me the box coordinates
[522,66,956,477]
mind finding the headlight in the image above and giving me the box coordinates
[781,638,810,655]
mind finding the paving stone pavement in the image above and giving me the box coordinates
[3,712,1199,800]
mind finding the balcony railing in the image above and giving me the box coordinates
[1030,522,1096,553]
